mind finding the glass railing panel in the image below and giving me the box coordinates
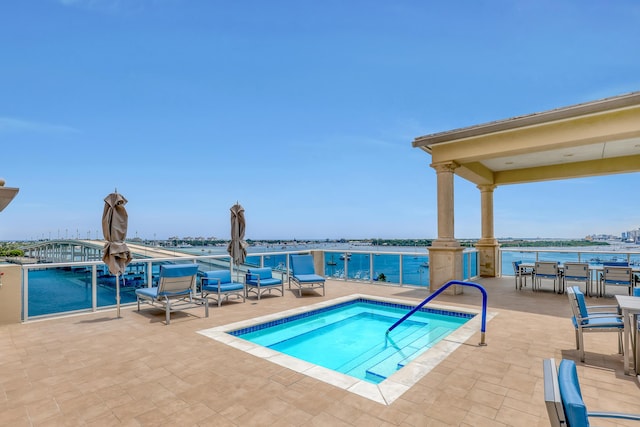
[401,254,430,287]
[28,266,94,316]
[500,248,640,278]
[372,253,400,284]
[462,251,478,279]
[264,253,287,272]
[244,255,262,268]
[501,250,537,276]
[583,252,629,266]
[537,251,578,263]
[463,253,469,280]
[347,253,371,281]
[322,251,351,279]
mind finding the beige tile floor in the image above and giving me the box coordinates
[2,276,640,426]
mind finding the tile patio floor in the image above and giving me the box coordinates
[2,276,640,426]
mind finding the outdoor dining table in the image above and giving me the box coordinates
[517,263,639,296]
[615,294,640,376]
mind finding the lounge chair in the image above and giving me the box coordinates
[245,267,284,300]
[200,270,245,307]
[566,286,623,362]
[289,254,325,297]
[135,264,208,325]
[543,358,640,427]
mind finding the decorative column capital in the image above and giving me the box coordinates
[477,184,497,193]
[430,161,459,174]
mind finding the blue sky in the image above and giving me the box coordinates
[1,0,639,241]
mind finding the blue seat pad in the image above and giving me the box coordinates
[573,316,623,328]
[246,277,281,286]
[293,274,325,283]
[202,283,244,292]
[136,287,191,298]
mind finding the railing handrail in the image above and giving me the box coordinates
[386,280,488,346]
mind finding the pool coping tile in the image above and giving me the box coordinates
[197,293,496,405]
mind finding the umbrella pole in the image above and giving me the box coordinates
[116,273,121,318]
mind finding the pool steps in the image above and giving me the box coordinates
[364,326,450,382]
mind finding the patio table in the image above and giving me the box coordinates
[615,295,640,376]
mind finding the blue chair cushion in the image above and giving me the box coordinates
[247,277,281,287]
[136,287,159,298]
[203,270,232,284]
[136,286,192,298]
[291,255,316,275]
[574,290,590,320]
[160,264,199,278]
[246,268,281,286]
[202,283,244,293]
[558,360,588,427]
[293,273,325,284]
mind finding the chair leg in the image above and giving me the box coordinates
[618,330,623,354]
[578,331,585,362]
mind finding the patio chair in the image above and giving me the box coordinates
[543,358,640,427]
[566,286,623,362]
[135,264,208,325]
[245,267,284,300]
[512,260,533,290]
[600,266,634,297]
[563,262,591,296]
[289,254,326,297]
[200,270,245,307]
[534,261,562,293]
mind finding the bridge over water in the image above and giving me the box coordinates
[20,240,196,264]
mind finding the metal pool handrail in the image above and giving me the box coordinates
[386,280,488,346]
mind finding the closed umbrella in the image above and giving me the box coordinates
[102,191,132,318]
[227,203,247,278]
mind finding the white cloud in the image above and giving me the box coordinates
[0,117,80,134]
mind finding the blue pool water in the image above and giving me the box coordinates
[231,298,472,384]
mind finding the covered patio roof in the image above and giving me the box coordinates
[412,91,640,186]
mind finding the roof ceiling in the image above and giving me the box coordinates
[413,92,640,186]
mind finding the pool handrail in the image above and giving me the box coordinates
[386,280,488,346]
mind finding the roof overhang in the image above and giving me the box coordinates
[412,92,640,186]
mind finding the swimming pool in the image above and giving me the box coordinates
[231,298,471,384]
[198,294,492,404]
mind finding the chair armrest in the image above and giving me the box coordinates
[587,305,620,312]
[588,411,640,421]
[583,313,623,320]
